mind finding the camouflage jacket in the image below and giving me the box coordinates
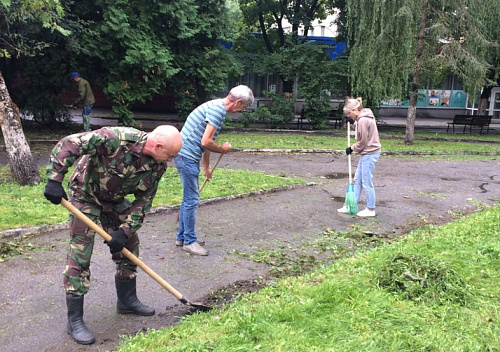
[46,127,167,236]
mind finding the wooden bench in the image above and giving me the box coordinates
[470,115,492,134]
[297,106,307,129]
[297,107,341,129]
[327,108,342,129]
[447,115,472,133]
[447,115,492,134]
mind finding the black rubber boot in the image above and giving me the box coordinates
[66,294,95,345]
[115,277,155,316]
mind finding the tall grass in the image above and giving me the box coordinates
[116,205,500,352]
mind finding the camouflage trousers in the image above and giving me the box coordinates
[63,198,140,296]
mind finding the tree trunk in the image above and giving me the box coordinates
[405,0,429,145]
[406,70,420,143]
[0,70,41,186]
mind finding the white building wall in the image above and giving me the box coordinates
[280,14,338,38]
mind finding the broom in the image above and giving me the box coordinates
[344,121,358,215]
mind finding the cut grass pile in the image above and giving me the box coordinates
[0,167,304,232]
[116,204,500,352]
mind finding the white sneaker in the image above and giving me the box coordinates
[337,206,350,214]
[356,208,376,217]
[183,242,209,256]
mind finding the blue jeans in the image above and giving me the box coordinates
[174,155,200,245]
[353,152,380,210]
[82,104,93,131]
[82,104,93,116]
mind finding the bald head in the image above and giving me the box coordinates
[144,125,182,162]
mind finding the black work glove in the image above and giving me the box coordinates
[346,147,353,155]
[43,180,68,204]
[105,228,128,254]
[345,116,355,125]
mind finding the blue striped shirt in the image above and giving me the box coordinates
[179,99,226,162]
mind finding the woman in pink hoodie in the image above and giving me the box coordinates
[338,98,381,217]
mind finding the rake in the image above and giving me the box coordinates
[61,198,211,312]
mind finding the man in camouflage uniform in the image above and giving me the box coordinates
[70,71,96,132]
[43,125,182,345]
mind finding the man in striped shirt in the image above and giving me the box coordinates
[174,85,254,256]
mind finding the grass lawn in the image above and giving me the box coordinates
[220,131,500,154]
[0,167,304,232]
[115,204,500,352]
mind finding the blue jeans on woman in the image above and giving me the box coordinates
[353,152,380,210]
[174,155,200,245]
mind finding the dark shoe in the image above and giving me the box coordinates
[115,277,155,316]
[66,294,95,345]
[183,242,209,256]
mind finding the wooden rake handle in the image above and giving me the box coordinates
[60,198,184,301]
[199,153,224,193]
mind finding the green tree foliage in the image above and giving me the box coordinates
[0,0,69,58]
[346,0,499,143]
[0,0,68,185]
[295,44,347,129]
[238,0,340,91]
[2,0,90,127]
[168,0,243,119]
[240,91,295,128]
[73,0,188,126]
[68,0,240,125]
[237,0,346,129]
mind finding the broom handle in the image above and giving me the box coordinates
[347,121,352,185]
[199,153,223,193]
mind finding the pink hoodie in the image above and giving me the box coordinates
[352,108,381,155]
